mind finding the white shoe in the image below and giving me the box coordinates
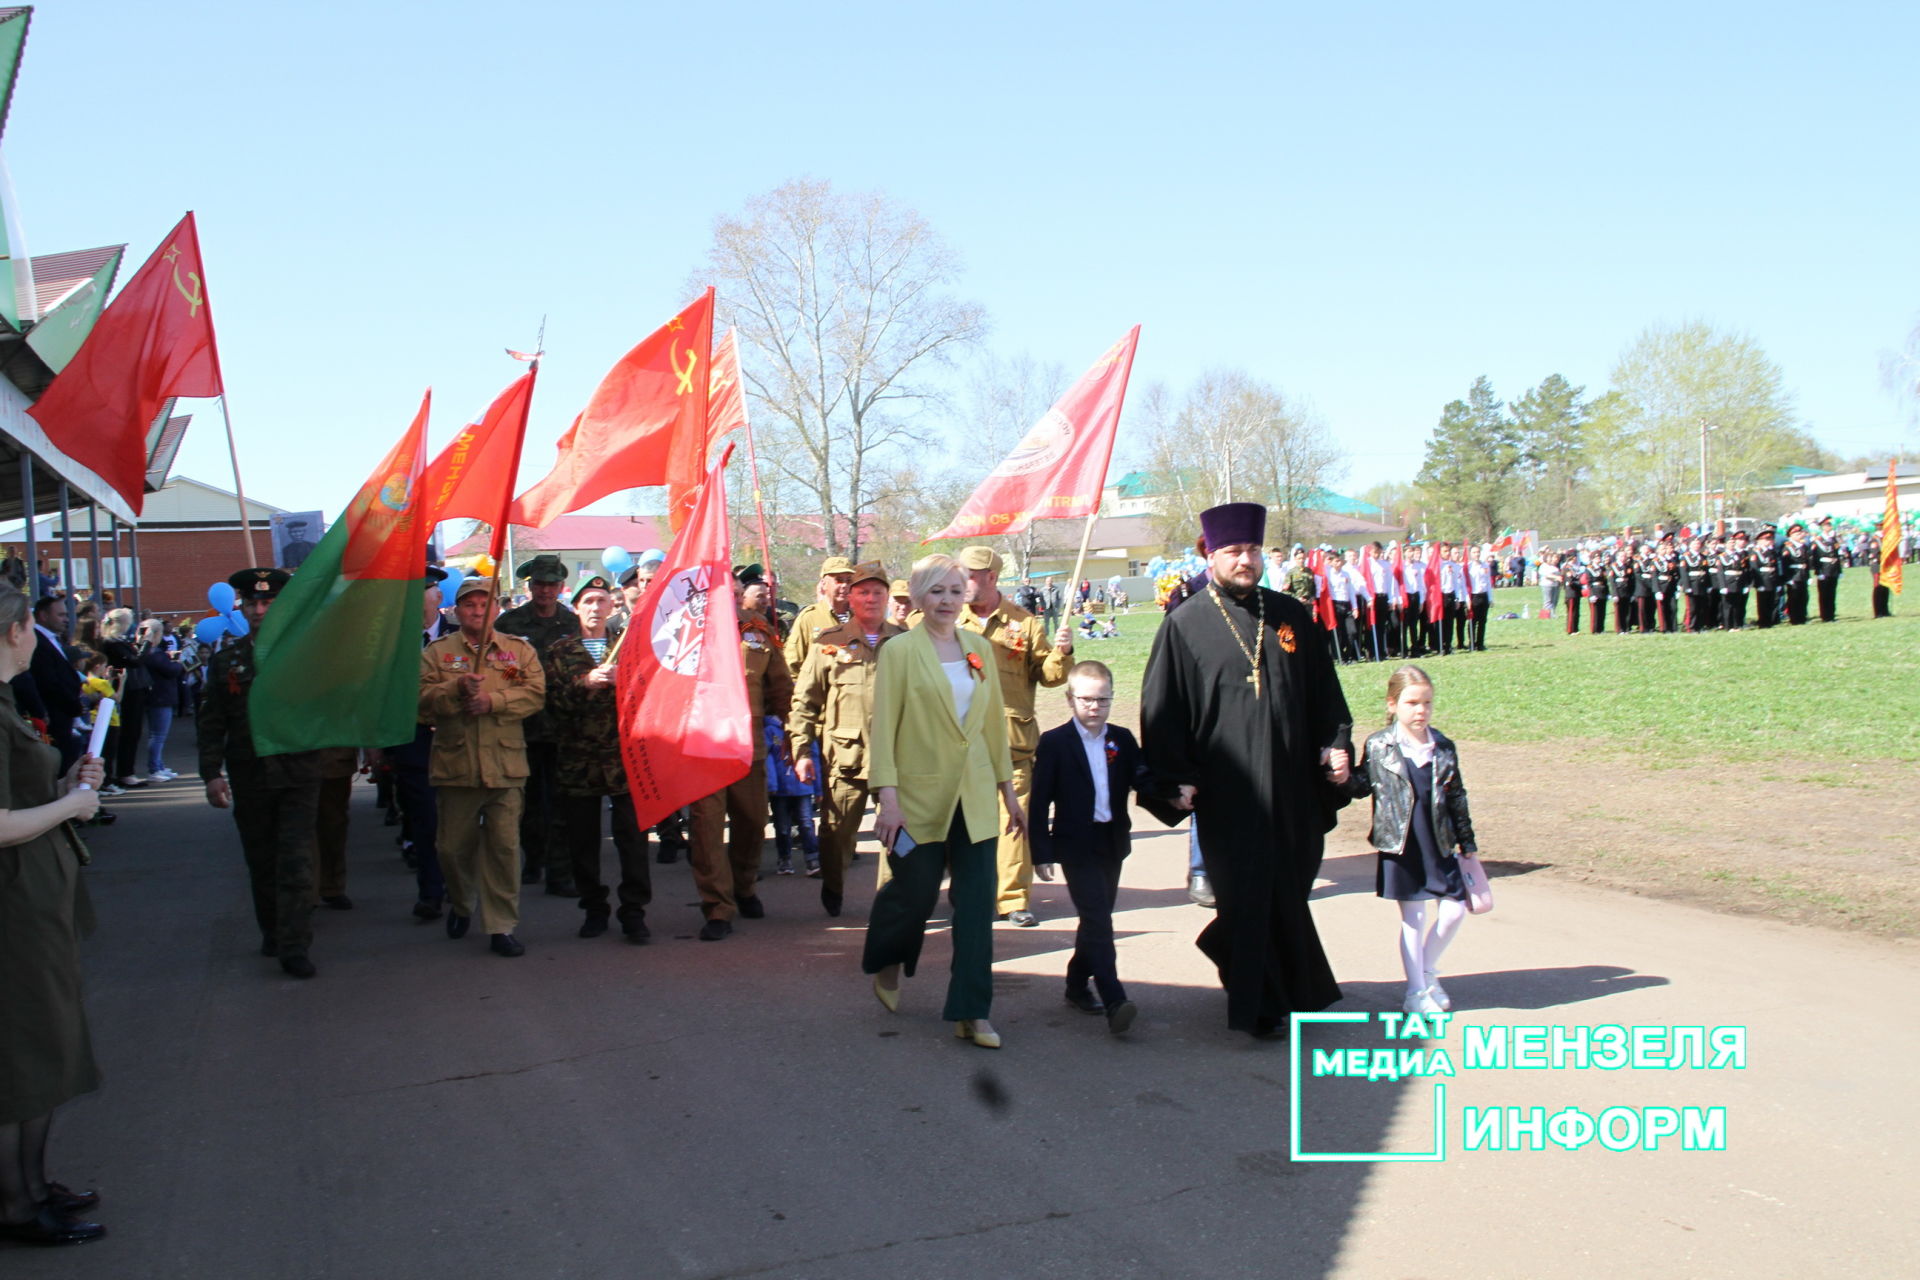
[1403,987,1443,1015]
[1422,973,1452,1011]
[99,784,126,796]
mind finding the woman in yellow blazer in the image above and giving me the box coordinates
[865,554,1025,1048]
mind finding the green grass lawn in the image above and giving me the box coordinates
[1075,573,1917,766]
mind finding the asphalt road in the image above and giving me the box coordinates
[10,747,1914,1279]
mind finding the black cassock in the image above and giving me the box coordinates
[1141,583,1351,1031]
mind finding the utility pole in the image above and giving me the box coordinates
[1697,419,1717,530]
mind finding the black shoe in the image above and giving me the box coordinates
[1106,1000,1138,1035]
[446,911,471,940]
[579,914,609,939]
[0,1204,105,1245]
[698,918,732,942]
[821,887,843,917]
[489,933,526,958]
[383,806,401,827]
[546,879,578,898]
[321,894,354,911]
[622,919,652,945]
[1064,988,1105,1015]
[41,1183,99,1215]
[737,894,765,919]
[520,865,541,884]
[412,896,445,921]
[259,936,277,958]
[280,953,317,979]
[655,847,679,864]
[1250,1017,1287,1040]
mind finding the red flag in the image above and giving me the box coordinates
[1425,552,1444,625]
[26,213,222,514]
[1306,550,1337,632]
[511,289,716,528]
[419,371,535,561]
[666,328,749,532]
[617,444,752,831]
[1356,545,1377,627]
[1881,459,1904,597]
[928,326,1141,541]
[1389,544,1407,602]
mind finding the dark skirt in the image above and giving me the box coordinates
[1377,758,1465,902]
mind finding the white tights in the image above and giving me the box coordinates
[1398,898,1467,994]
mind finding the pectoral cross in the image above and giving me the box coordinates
[1247,667,1261,698]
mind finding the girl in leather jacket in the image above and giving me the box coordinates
[1347,665,1479,1015]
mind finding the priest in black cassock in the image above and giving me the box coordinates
[1140,502,1353,1037]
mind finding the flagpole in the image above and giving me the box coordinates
[1064,509,1099,621]
[483,356,538,655]
[218,395,259,565]
[739,397,777,600]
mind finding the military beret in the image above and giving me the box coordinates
[819,556,855,576]
[515,554,569,583]
[571,575,614,605]
[847,560,888,588]
[228,567,290,597]
[957,546,1003,574]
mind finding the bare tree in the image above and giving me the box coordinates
[696,179,987,560]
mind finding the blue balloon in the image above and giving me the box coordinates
[225,609,250,637]
[601,545,634,579]
[195,617,227,645]
[437,571,464,603]
[208,582,236,612]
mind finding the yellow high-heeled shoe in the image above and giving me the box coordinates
[955,1019,1002,1049]
[873,974,900,1014]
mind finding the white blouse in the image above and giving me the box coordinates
[1395,724,1436,769]
[941,659,974,722]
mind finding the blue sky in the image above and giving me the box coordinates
[14,1,1918,520]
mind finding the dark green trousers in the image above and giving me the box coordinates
[862,811,995,1022]
[231,772,320,957]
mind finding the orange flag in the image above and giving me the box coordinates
[27,213,222,514]
[1881,459,1904,596]
[419,371,536,560]
[667,328,749,531]
[510,289,714,528]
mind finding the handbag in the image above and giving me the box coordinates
[1458,853,1494,915]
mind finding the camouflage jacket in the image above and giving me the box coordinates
[545,634,626,797]
[493,602,579,742]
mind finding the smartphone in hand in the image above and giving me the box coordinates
[891,829,917,856]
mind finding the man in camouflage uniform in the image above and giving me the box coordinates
[199,567,325,979]
[782,556,854,673]
[494,553,580,895]
[957,545,1072,926]
[420,579,546,957]
[688,572,793,941]
[788,561,904,918]
[545,575,652,943]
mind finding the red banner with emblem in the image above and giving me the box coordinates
[666,327,749,532]
[511,289,715,528]
[27,212,223,514]
[419,369,536,560]
[927,326,1141,541]
[617,444,752,831]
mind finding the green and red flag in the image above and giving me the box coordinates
[249,392,433,753]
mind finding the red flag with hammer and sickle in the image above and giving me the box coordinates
[665,327,749,531]
[509,288,714,528]
[27,212,223,514]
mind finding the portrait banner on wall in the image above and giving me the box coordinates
[271,510,326,570]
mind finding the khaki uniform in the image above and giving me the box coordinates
[782,601,848,675]
[418,632,545,934]
[788,620,905,897]
[960,595,1070,913]
[198,635,324,959]
[690,618,792,921]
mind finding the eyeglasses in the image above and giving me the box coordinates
[1071,696,1112,705]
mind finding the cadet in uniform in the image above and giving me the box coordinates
[545,575,652,944]
[1719,532,1752,629]
[420,579,546,957]
[1750,526,1783,627]
[1781,523,1814,624]
[1812,516,1845,621]
[957,545,1071,926]
[494,554,580,895]
[198,568,325,978]
[687,572,793,941]
[782,556,854,674]
[1652,538,1681,632]
[1681,537,1712,632]
[788,561,904,917]
[1607,546,1636,633]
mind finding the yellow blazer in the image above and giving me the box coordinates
[868,625,1013,845]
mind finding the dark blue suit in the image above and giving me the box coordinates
[1030,721,1148,1007]
[14,629,84,769]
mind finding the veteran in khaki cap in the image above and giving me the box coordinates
[783,554,857,672]
[788,562,904,916]
[955,545,1072,924]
